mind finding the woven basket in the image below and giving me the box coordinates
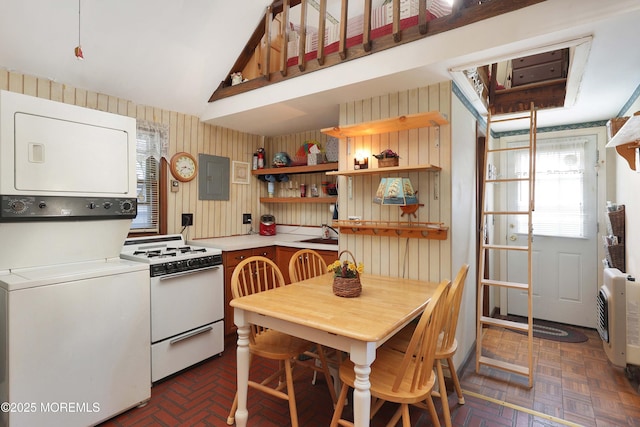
[332,250,362,298]
[377,157,399,168]
[607,205,625,244]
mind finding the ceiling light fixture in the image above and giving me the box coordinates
[74,0,84,60]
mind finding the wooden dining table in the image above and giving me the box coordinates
[230,272,440,427]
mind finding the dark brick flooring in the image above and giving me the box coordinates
[100,326,640,427]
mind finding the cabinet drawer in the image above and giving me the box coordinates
[512,60,564,86]
[224,249,254,268]
[512,50,564,68]
[253,246,276,260]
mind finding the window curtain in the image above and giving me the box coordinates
[511,137,588,238]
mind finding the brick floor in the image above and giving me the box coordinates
[100,326,640,426]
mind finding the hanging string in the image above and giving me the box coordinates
[74,0,84,59]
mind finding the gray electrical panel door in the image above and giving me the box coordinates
[198,154,229,200]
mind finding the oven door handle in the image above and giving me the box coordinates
[169,326,213,345]
[158,265,221,280]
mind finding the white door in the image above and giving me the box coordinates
[507,135,598,328]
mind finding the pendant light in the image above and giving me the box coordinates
[74,0,84,60]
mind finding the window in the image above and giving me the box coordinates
[510,137,588,238]
[131,121,167,232]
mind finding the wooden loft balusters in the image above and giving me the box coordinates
[265,5,272,79]
[317,0,327,65]
[389,0,401,42]
[362,0,373,51]
[297,0,308,70]
[338,0,348,60]
[418,0,429,34]
[209,0,549,103]
[280,0,290,76]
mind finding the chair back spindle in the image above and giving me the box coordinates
[288,249,328,283]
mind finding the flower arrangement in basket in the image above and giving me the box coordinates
[328,250,364,298]
[373,149,399,167]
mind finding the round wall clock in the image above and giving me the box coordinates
[170,152,198,182]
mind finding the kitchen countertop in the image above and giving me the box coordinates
[189,225,338,252]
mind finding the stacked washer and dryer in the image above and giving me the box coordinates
[0,91,150,427]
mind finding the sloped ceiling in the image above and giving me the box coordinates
[0,0,271,117]
[1,0,640,137]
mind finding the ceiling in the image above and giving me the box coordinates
[1,1,640,136]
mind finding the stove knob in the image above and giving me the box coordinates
[103,201,112,209]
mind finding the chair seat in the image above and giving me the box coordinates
[251,329,315,359]
[338,346,436,404]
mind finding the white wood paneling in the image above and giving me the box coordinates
[335,82,452,282]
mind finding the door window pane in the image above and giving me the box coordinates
[511,137,587,238]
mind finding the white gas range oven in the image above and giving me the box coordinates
[120,234,224,382]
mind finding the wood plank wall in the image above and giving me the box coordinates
[264,130,337,228]
[335,82,452,282]
[0,68,261,239]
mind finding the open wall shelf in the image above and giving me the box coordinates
[332,220,448,240]
[252,162,338,175]
[326,164,441,177]
[321,111,448,138]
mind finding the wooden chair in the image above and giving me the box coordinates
[288,248,328,284]
[288,249,344,394]
[385,264,470,427]
[329,279,451,427]
[227,256,336,426]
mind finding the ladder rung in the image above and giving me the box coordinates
[489,113,533,124]
[482,244,528,251]
[480,279,529,290]
[480,316,530,332]
[483,211,530,215]
[486,177,530,183]
[478,356,530,376]
[487,145,530,153]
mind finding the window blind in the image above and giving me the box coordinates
[131,120,167,232]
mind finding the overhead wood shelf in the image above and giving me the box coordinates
[605,114,640,170]
[321,111,448,138]
[326,164,441,176]
[605,115,640,148]
[252,162,338,176]
[332,220,448,240]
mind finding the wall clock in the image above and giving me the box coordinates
[170,152,198,182]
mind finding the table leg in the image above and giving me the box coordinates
[235,315,250,427]
[350,342,376,427]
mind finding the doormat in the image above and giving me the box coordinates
[496,315,588,343]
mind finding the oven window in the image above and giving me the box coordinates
[132,121,167,232]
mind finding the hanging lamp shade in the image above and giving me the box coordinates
[373,177,418,205]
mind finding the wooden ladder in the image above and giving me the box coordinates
[476,102,537,387]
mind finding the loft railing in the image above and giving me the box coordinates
[208,0,547,103]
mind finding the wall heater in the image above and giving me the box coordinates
[597,268,640,367]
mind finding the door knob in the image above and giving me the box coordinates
[509,234,517,241]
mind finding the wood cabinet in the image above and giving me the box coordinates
[321,111,449,240]
[276,246,338,284]
[222,246,276,335]
[511,49,568,87]
[253,162,339,204]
